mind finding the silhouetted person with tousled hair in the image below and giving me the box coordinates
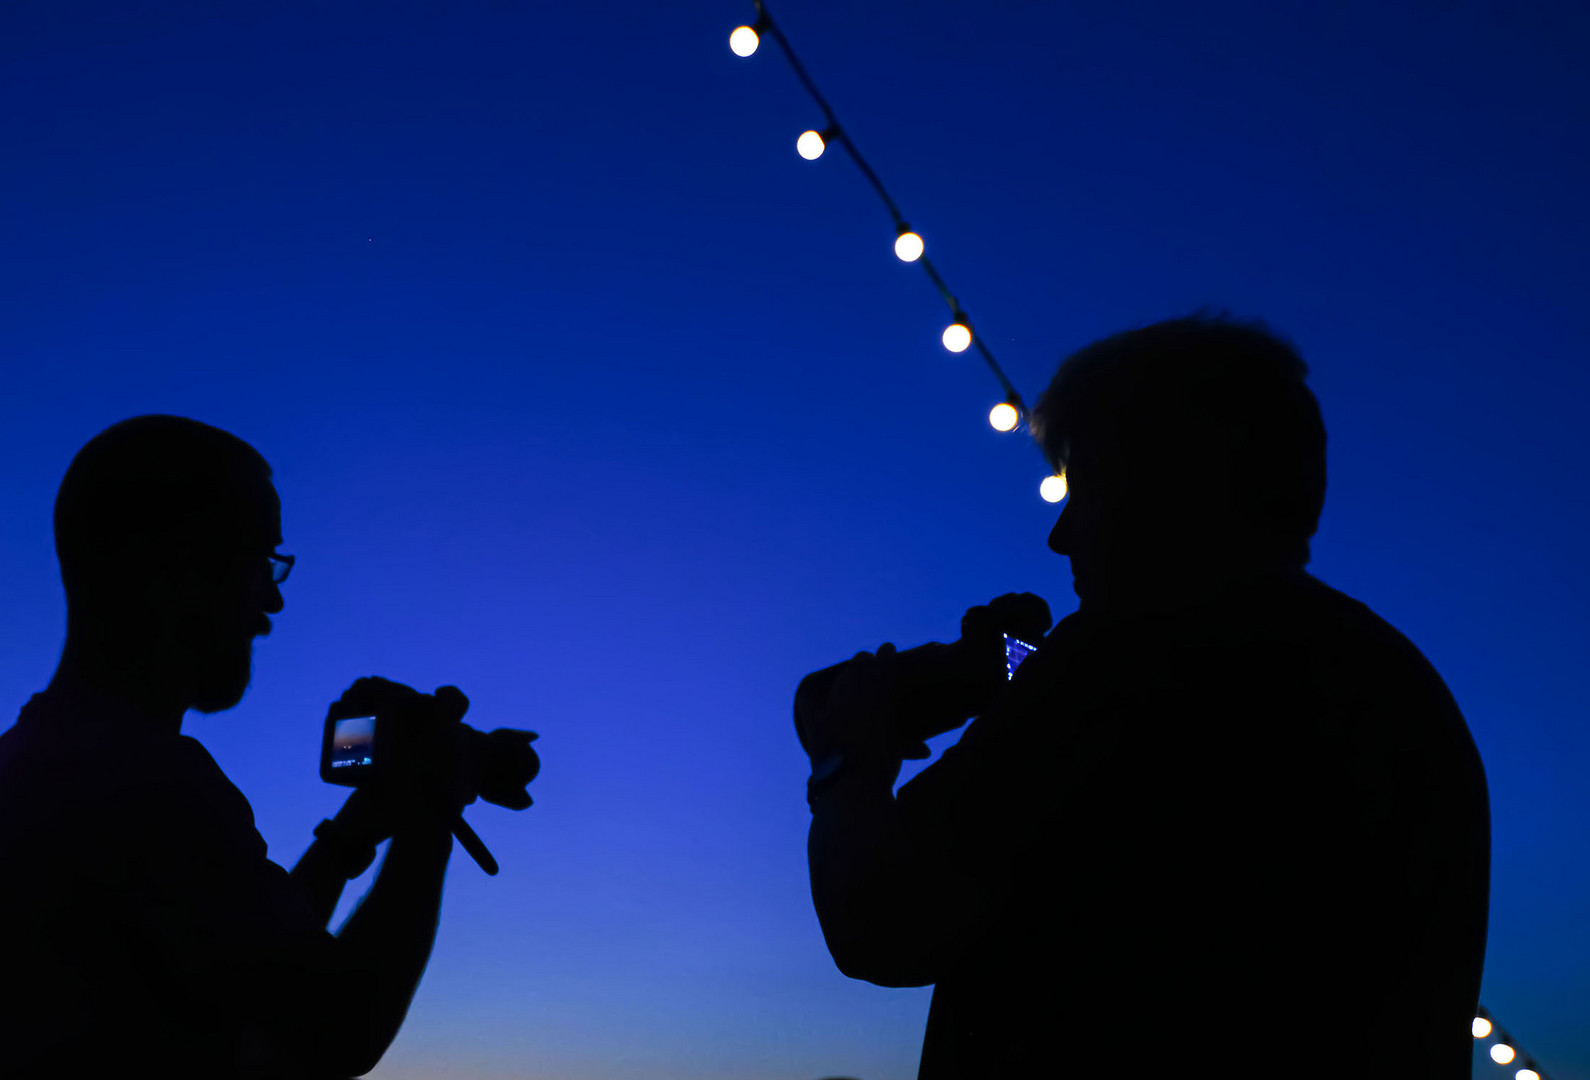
[797,314,1490,1078]
[0,415,480,1078]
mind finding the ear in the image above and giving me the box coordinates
[144,545,224,618]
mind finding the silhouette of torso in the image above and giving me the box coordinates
[898,573,1489,1079]
[0,692,338,1078]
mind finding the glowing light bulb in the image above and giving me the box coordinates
[1516,1069,1540,1080]
[989,403,1019,432]
[796,130,826,160]
[729,26,760,57]
[1492,1045,1517,1066]
[894,231,924,262]
[942,322,971,353]
[1473,1018,1493,1038]
[1040,474,1068,503]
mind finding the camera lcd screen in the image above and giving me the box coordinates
[329,715,377,771]
[1004,634,1036,680]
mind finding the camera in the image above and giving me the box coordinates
[794,593,1051,760]
[320,706,540,875]
[321,711,540,806]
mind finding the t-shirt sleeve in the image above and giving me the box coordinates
[104,737,343,1053]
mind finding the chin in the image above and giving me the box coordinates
[192,681,250,715]
[191,646,254,714]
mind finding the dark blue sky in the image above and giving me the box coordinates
[2,2,1587,1077]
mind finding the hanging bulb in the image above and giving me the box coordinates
[1492,1045,1517,1066]
[988,402,1019,432]
[942,320,972,353]
[796,129,827,160]
[894,228,924,262]
[1516,1070,1540,1080]
[729,25,760,57]
[1040,474,1068,503]
[1472,1018,1493,1039]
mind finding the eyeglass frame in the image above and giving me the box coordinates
[268,552,295,585]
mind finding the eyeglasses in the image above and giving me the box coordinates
[268,552,295,585]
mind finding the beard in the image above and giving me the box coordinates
[189,632,255,714]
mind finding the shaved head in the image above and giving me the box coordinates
[53,415,282,715]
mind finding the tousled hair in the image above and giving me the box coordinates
[1030,312,1326,560]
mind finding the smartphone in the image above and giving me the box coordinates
[1004,633,1037,680]
[321,713,379,786]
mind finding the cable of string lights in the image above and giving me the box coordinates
[726,8,1556,1077]
[1474,1007,1555,1080]
[726,1,1068,505]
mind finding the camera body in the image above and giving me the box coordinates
[796,635,1039,760]
[319,709,540,809]
[794,594,1050,760]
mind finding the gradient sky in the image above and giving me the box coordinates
[2,2,1587,1077]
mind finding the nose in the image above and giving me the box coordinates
[1048,505,1072,556]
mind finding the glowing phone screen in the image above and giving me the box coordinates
[1004,635,1036,680]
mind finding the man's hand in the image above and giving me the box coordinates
[796,644,902,765]
[329,677,478,847]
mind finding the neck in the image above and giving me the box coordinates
[1086,548,1307,618]
[47,634,189,735]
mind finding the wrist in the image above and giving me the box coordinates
[313,817,379,879]
[333,787,392,847]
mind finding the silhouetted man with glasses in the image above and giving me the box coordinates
[0,415,473,1078]
[799,315,1490,1078]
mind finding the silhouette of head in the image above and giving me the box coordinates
[54,415,283,714]
[1030,313,1326,609]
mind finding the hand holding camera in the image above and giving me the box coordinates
[794,592,1052,764]
[322,676,540,875]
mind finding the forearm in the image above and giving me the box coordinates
[290,838,354,931]
[807,763,944,987]
[331,821,453,1075]
[291,794,394,930]
[801,636,1014,989]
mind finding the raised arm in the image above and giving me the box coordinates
[269,679,478,1075]
[807,745,994,987]
[322,812,454,1076]
[801,593,1050,986]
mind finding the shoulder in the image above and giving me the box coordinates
[1,701,264,862]
[1291,576,1467,719]
[148,735,266,855]
[897,609,1124,808]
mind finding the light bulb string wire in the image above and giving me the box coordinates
[750,0,1029,418]
[1477,1007,1554,1080]
[740,7,1560,1057]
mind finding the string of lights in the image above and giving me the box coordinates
[1474,1007,1555,1080]
[726,1,1068,504]
[727,8,1557,1075]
